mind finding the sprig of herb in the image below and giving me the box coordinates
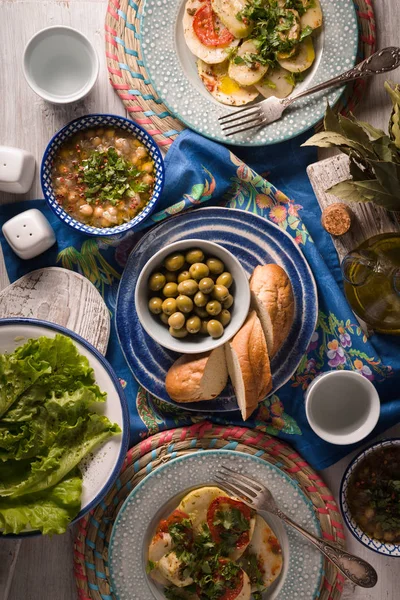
[81,147,149,205]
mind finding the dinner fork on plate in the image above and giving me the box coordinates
[214,466,377,588]
[218,46,400,137]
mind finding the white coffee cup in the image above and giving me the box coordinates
[305,371,380,445]
[23,26,99,104]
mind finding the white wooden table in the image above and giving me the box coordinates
[1,1,400,599]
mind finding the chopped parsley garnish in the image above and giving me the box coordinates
[212,507,250,551]
[236,0,315,69]
[81,147,149,205]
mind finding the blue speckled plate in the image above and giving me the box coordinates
[109,450,323,600]
[116,207,318,412]
[340,439,400,557]
[139,0,358,146]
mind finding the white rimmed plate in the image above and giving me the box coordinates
[0,318,129,538]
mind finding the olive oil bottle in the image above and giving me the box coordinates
[342,233,400,334]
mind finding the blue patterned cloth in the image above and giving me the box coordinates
[0,129,399,470]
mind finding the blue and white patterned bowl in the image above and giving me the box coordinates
[340,439,400,557]
[40,114,165,237]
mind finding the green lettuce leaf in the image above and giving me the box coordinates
[0,414,120,497]
[0,335,121,535]
[0,353,51,417]
[0,470,82,535]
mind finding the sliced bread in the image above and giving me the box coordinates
[165,346,228,403]
[249,264,295,358]
[225,311,272,421]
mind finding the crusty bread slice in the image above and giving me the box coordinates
[165,346,228,403]
[225,311,272,421]
[249,264,295,358]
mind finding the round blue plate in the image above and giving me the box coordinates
[108,450,323,600]
[116,207,318,412]
[139,0,358,146]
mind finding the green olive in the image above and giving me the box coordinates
[211,285,230,302]
[223,294,234,309]
[194,291,209,307]
[176,295,193,313]
[207,319,224,338]
[148,297,163,314]
[164,253,185,271]
[198,277,214,294]
[168,312,186,330]
[164,270,177,283]
[216,272,233,289]
[162,298,177,315]
[218,309,231,327]
[169,326,188,338]
[149,272,166,291]
[177,279,198,296]
[185,248,205,264]
[207,257,225,275]
[160,312,169,324]
[200,320,209,335]
[186,315,201,334]
[189,262,210,280]
[163,282,178,298]
[194,306,209,319]
[177,270,191,283]
[206,300,222,316]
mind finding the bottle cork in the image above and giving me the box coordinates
[321,203,353,236]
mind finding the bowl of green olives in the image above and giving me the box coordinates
[134,239,251,353]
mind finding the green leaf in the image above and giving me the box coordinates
[338,114,373,150]
[301,131,372,158]
[323,103,343,135]
[369,159,400,197]
[299,25,313,41]
[352,179,400,210]
[349,154,369,181]
[371,136,399,162]
[355,118,387,140]
[327,181,371,203]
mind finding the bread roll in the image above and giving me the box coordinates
[225,311,272,421]
[165,346,228,403]
[249,264,294,357]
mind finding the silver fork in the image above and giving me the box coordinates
[219,46,400,137]
[214,466,377,588]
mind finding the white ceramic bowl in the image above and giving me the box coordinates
[135,239,251,354]
[0,318,129,537]
[305,370,380,445]
[23,26,99,104]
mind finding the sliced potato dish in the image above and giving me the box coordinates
[255,66,294,99]
[182,0,322,106]
[228,40,268,87]
[197,59,259,105]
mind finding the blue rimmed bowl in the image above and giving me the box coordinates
[40,113,165,237]
[340,439,400,556]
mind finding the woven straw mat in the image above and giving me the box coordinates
[105,0,376,150]
[74,422,347,600]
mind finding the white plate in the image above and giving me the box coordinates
[0,318,129,537]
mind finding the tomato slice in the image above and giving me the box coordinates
[157,509,190,534]
[207,497,252,550]
[197,559,244,600]
[193,1,235,48]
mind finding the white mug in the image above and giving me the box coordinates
[305,370,380,445]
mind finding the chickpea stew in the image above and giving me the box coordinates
[51,127,155,228]
[347,445,400,543]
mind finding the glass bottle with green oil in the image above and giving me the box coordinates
[342,233,400,334]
